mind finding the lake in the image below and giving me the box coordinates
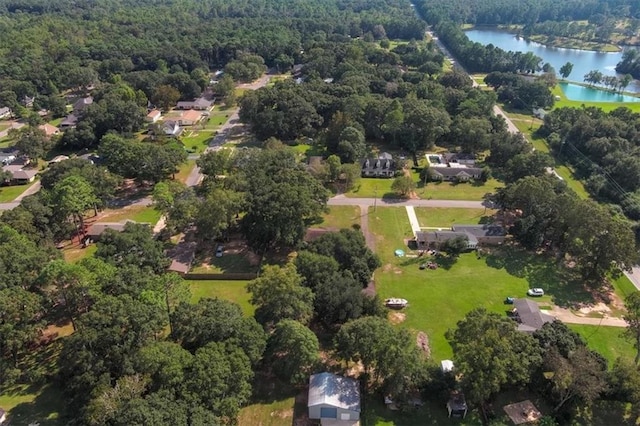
[465,28,640,93]
[560,82,640,103]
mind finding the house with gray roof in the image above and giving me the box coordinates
[73,96,93,114]
[361,152,395,178]
[176,97,213,111]
[415,224,505,250]
[512,299,555,333]
[429,165,483,182]
[308,372,360,425]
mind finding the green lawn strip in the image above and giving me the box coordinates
[413,207,494,228]
[238,374,299,426]
[63,244,97,263]
[347,177,396,198]
[96,205,162,225]
[317,206,361,229]
[612,274,637,299]
[190,249,259,274]
[48,117,63,127]
[175,159,196,184]
[0,384,63,426]
[0,181,36,203]
[419,178,502,201]
[568,325,634,366]
[187,280,254,316]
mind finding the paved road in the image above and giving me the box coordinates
[0,121,24,138]
[328,194,486,209]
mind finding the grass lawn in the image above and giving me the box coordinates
[413,207,495,228]
[568,325,634,365]
[96,205,162,225]
[0,384,63,426]
[175,160,196,184]
[187,280,254,316]
[368,207,594,361]
[63,243,97,263]
[317,206,361,230]
[348,177,396,198]
[238,374,300,426]
[0,181,36,203]
[419,178,502,201]
[191,248,260,275]
[612,274,637,299]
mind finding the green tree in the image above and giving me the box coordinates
[625,292,640,364]
[266,320,320,385]
[247,264,314,328]
[152,85,181,112]
[446,308,542,419]
[13,126,50,162]
[391,175,416,197]
[0,287,44,366]
[96,222,169,273]
[195,188,244,241]
[543,346,607,412]
[440,235,469,257]
[52,175,99,237]
[559,62,573,79]
[134,341,192,391]
[170,298,266,365]
[187,342,253,421]
[38,260,97,331]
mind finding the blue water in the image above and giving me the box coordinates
[559,82,640,102]
[465,28,640,93]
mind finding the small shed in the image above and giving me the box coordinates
[503,400,542,424]
[447,390,468,418]
[441,360,454,373]
[308,372,360,424]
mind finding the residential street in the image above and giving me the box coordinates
[328,194,486,209]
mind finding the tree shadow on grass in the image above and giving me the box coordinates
[484,246,594,308]
[8,383,63,426]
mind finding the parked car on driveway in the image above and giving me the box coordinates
[215,245,224,258]
[527,288,544,297]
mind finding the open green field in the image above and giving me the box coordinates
[96,205,162,225]
[369,207,601,361]
[0,180,36,203]
[419,178,502,201]
[0,384,63,426]
[317,206,361,229]
[552,85,640,113]
[414,207,494,228]
[569,325,634,365]
[187,279,254,316]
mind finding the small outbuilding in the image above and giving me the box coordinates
[308,372,360,424]
[503,400,542,424]
[441,360,454,373]
[447,390,468,418]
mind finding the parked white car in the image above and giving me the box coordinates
[527,288,544,297]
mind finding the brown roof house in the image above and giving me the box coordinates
[145,109,162,123]
[179,109,202,126]
[39,123,61,137]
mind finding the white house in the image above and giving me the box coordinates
[145,109,162,123]
[308,372,360,425]
[0,107,11,119]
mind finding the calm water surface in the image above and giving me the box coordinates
[465,28,640,93]
[560,82,640,102]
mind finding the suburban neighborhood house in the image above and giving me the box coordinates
[0,107,11,119]
[1,154,37,184]
[308,372,361,425]
[426,152,483,182]
[84,221,146,242]
[511,299,555,333]
[176,97,213,111]
[178,109,202,126]
[415,224,506,250]
[145,109,162,123]
[72,96,93,114]
[162,120,183,137]
[361,152,395,178]
[39,123,60,137]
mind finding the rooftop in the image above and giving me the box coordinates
[513,299,554,332]
[308,372,360,412]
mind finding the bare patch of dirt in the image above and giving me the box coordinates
[417,331,430,358]
[383,264,393,272]
[393,268,403,274]
[578,302,611,316]
[271,409,293,419]
[389,312,406,324]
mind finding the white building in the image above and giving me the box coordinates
[308,372,360,425]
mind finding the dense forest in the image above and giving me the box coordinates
[414,0,640,25]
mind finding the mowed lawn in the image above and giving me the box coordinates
[186,279,254,316]
[569,324,635,365]
[368,207,595,361]
[0,181,36,203]
[552,84,640,113]
[413,207,495,228]
[0,384,63,426]
[317,206,361,229]
[95,205,161,225]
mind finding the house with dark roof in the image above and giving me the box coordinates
[429,165,483,182]
[443,152,476,166]
[415,224,505,250]
[73,96,93,114]
[162,120,183,137]
[512,299,554,333]
[361,152,395,178]
[60,114,79,129]
[308,372,360,425]
[176,97,213,111]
